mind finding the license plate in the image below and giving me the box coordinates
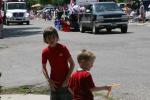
[16,19,22,20]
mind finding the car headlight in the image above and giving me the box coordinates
[6,13,13,18]
[25,13,29,18]
[96,16,104,21]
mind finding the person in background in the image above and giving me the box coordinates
[139,2,145,23]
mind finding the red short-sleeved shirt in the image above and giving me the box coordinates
[42,43,71,87]
[68,70,95,100]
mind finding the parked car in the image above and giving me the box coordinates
[145,5,150,21]
[79,2,129,34]
[37,4,55,13]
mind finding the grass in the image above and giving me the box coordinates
[1,85,114,100]
[1,85,50,95]
[94,92,114,100]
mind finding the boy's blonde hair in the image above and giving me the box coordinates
[77,49,96,63]
[43,26,59,44]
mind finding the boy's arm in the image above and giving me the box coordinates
[62,56,75,87]
[42,64,56,91]
[42,64,50,82]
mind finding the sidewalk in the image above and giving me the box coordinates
[1,94,101,100]
[1,94,50,100]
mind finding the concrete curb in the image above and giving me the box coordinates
[1,94,50,100]
[1,94,101,100]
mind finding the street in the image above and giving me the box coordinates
[1,19,150,100]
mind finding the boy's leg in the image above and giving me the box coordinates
[50,87,72,100]
[59,87,72,100]
[50,91,58,100]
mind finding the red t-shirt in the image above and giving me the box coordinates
[68,70,95,100]
[42,43,71,87]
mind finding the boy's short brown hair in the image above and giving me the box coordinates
[77,49,96,63]
[43,26,59,43]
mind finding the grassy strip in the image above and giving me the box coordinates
[1,85,114,100]
[94,92,114,100]
[1,85,50,95]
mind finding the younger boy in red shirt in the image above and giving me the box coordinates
[42,26,75,100]
[68,49,112,100]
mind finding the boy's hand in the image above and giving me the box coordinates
[49,79,57,91]
[106,86,112,91]
[106,83,120,98]
[62,80,68,87]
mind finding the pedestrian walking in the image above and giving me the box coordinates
[68,49,112,100]
[139,2,145,23]
[42,26,75,100]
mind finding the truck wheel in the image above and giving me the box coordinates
[121,25,128,33]
[92,23,98,34]
[106,28,112,32]
[6,20,9,26]
[18,22,23,25]
[80,23,85,33]
[26,21,30,25]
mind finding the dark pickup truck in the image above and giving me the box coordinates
[79,2,129,34]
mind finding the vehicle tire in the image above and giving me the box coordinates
[106,28,112,32]
[26,21,30,25]
[6,21,9,26]
[18,22,23,25]
[80,23,85,33]
[6,20,9,26]
[121,25,128,33]
[92,23,98,34]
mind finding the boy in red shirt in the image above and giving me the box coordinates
[42,26,75,100]
[68,49,112,100]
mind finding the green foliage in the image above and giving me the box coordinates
[50,0,69,6]
[39,0,51,5]
[26,0,39,9]
[1,85,50,94]
[115,0,125,3]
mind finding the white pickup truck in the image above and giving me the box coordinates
[4,1,30,25]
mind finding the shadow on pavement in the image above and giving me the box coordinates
[96,31,133,35]
[2,26,42,38]
[84,30,133,35]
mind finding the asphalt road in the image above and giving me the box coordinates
[0,19,150,100]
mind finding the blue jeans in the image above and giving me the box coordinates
[50,87,72,100]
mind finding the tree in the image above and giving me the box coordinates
[38,0,69,6]
[115,0,126,3]
[39,0,51,5]
[26,0,39,8]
